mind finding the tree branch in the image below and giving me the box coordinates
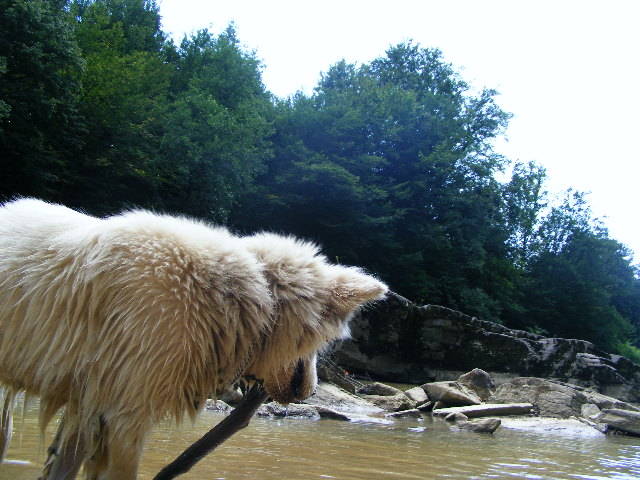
[153,385,268,480]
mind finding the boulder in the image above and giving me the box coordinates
[422,381,482,407]
[360,393,415,412]
[433,403,533,418]
[594,409,640,436]
[314,406,352,421]
[304,382,382,414]
[580,403,601,419]
[490,377,639,418]
[256,402,320,419]
[457,369,495,401]
[356,382,403,396]
[416,401,434,412]
[205,399,232,413]
[580,388,639,412]
[456,418,502,434]
[445,412,469,422]
[404,386,429,404]
[333,292,640,402]
[491,378,581,418]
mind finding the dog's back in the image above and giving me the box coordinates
[0,199,98,388]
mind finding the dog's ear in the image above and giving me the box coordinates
[326,265,388,314]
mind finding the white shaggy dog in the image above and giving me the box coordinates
[0,199,387,479]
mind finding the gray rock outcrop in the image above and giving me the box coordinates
[334,292,640,402]
[490,377,639,418]
[416,401,434,412]
[441,410,502,434]
[457,368,495,401]
[580,403,601,419]
[359,393,414,412]
[594,409,640,436]
[256,402,320,419]
[404,386,429,404]
[356,382,403,396]
[444,412,469,422]
[314,406,352,421]
[304,382,383,414]
[455,417,502,434]
[422,381,482,407]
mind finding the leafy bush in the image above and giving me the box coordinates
[616,341,640,365]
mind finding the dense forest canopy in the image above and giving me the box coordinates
[2,0,639,360]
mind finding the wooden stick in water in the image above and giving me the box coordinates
[153,385,269,480]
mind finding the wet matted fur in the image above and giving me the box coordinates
[0,199,387,479]
[241,232,388,402]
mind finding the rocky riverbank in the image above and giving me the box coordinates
[209,293,640,438]
[208,368,640,438]
[333,292,640,403]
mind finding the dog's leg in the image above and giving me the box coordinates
[83,416,109,480]
[0,390,15,462]
[84,416,143,480]
[84,446,109,480]
[39,417,85,480]
[40,420,63,480]
[97,435,141,480]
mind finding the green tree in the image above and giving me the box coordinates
[236,43,515,320]
[0,0,84,200]
[72,0,165,55]
[502,161,547,265]
[524,230,638,351]
[500,176,640,352]
[58,0,170,212]
[157,27,273,221]
[535,189,593,255]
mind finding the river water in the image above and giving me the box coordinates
[1,408,639,480]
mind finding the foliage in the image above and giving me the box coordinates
[0,0,85,200]
[235,44,515,321]
[616,341,640,365]
[521,231,637,351]
[156,27,273,221]
[2,4,640,357]
[502,161,547,265]
[71,0,166,55]
[52,3,272,218]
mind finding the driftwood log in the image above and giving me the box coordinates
[153,385,269,480]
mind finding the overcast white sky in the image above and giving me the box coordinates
[159,0,640,261]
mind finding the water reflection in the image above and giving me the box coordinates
[1,408,638,480]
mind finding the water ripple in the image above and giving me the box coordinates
[2,408,639,480]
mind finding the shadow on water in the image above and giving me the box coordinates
[1,406,639,480]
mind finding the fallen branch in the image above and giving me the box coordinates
[153,385,269,480]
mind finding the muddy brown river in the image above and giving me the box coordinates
[1,407,639,479]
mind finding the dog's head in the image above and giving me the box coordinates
[241,233,387,403]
